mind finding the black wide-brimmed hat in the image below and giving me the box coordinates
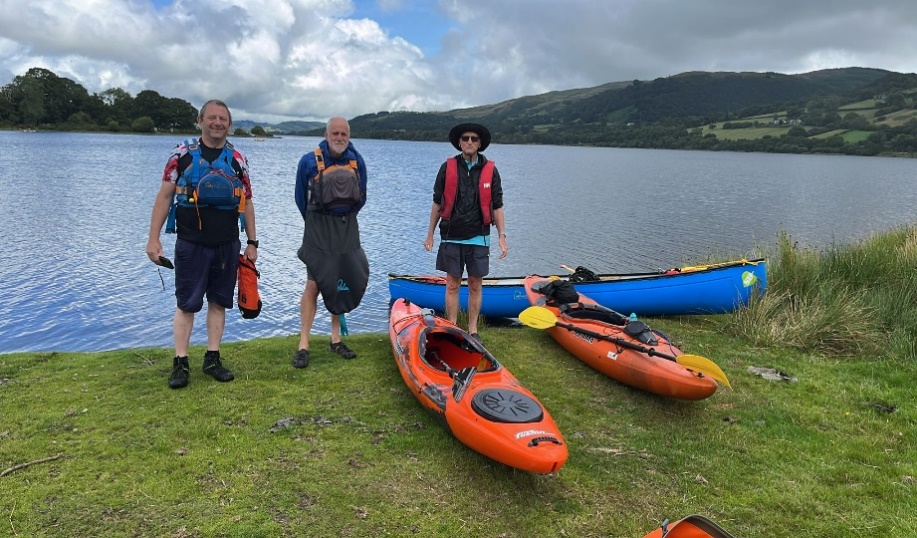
[449,123,491,151]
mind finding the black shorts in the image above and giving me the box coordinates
[174,238,240,313]
[436,242,489,278]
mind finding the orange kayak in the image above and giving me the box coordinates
[389,298,568,473]
[524,276,718,400]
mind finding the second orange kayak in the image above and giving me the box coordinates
[524,276,719,400]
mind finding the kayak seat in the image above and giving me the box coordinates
[562,303,628,326]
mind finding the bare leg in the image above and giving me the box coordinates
[174,308,194,357]
[444,273,462,325]
[331,314,341,344]
[467,276,483,334]
[206,303,226,351]
[298,280,319,350]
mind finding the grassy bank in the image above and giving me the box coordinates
[2,230,916,537]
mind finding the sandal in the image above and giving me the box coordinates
[292,349,310,369]
[330,341,357,360]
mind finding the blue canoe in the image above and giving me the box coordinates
[388,258,766,318]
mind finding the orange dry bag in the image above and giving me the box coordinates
[642,515,737,538]
[237,254,262,319]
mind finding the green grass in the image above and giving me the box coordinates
[3,230,917,537]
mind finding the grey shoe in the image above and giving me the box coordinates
[169,356,190,389]
[202,351,234,382]
[330,341,356,359]
[292,349,310,369]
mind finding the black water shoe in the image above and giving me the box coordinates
[169,356,190,389]
[203,351,235,382]
[330,341,356,359]
[292,349,310,369]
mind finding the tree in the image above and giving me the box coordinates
[133,90,168,128]
[131,116,156,133]
[162,97,197,131]
[99,88,134,125]
[251,125,266,136]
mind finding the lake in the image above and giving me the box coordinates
[1,131,915,354]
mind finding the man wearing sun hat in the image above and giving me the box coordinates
[423,123,508,343]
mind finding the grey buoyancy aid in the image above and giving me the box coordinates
[440,157,494,226]
[307,147,362,214]
[166,139,246,233]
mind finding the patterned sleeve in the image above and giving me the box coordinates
[162,143,184,184]
[233,150,253,199]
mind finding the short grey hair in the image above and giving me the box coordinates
[199,99,232,123]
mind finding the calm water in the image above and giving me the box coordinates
[2,131,915,354]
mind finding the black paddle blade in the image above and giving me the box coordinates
[452,366,477,402]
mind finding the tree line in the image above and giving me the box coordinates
[0,67,198,133]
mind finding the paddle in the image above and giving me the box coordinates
[519,306,731,388]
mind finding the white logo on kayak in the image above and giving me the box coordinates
[741,271,758,287]
[606,351,619,360]
[515,429,551,439]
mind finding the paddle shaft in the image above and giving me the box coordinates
[554,320,679,362]
[428,351,458,377]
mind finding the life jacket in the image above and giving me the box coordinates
[307,147,362,214]
[166,139,246,233]
[440,157,494,226]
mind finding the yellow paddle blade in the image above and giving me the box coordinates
[676,354,732,388]
[518,306,558,330]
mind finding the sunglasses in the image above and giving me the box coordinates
[460,135,480,142]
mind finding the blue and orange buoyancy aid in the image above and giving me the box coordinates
[440,157,494,226]
[166,139,246,233]
[307,147,363,214]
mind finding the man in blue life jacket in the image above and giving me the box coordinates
[424,123,508,342]
[293,117,369,369]
[146,99,258,389]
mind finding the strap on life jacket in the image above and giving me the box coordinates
[313,147,358,174]
[440,157,494,226]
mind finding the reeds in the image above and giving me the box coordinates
[723,227,917,359]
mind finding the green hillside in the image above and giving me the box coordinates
[332,68,917,157]
[4,66,917,156]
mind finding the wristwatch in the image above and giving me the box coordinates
[247,239,259,248]
[499,232,507,238]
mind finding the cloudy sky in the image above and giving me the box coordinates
[1,0,916,123]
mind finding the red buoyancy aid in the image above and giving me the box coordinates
[440,157,494,226]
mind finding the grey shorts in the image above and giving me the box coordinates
[436,242,489,278]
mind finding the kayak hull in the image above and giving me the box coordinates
[524,276,718,400]
[389,258,766,318]
[389,298,568,473]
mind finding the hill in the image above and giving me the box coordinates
[324,67,917,157]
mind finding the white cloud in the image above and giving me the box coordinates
[0,0,916,122]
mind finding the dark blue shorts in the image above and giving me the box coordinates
[174,238,241,313]
[436,242,489,278]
